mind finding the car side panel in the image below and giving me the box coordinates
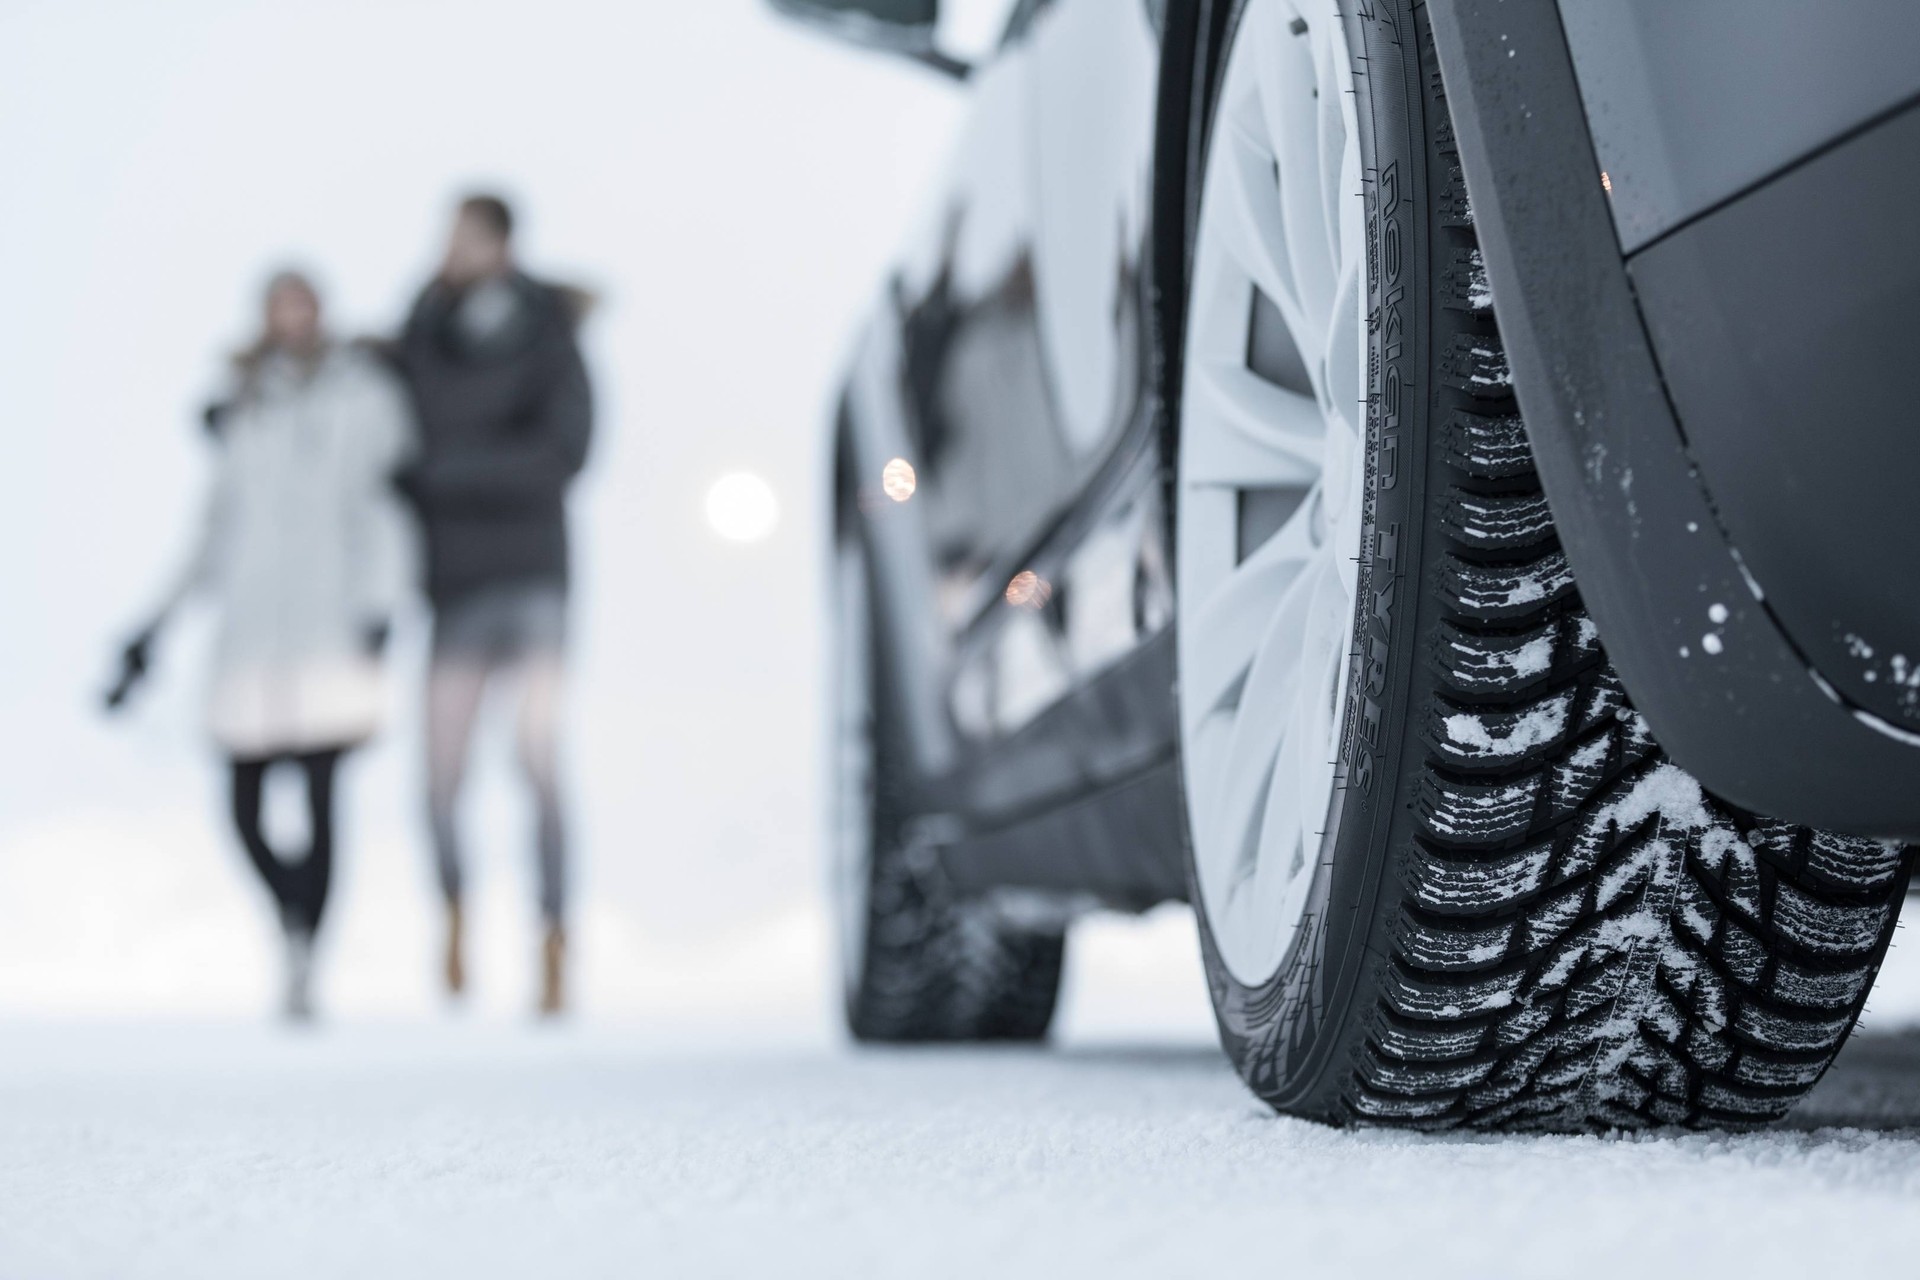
[1558,0,1920,252]
[841,37,1043,782]
[1628,103,1920,740]
[1430,0,1920,839]
[844,6,1185,897]
[888,37,1064,626]
[1028,0,1161,459]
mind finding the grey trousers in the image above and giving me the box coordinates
[426,582,568,924]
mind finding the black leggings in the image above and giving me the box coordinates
[229,748,345,936]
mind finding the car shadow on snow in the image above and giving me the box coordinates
[1048,1028,1920,1135]
[1048,1043,1234,1074]
[1784,1026,1920,1133]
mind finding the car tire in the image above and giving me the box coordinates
[1171,0,1912,1129]
[833,474,1066,1044]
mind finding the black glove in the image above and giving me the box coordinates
[361,620,391,658]
[104,627,156,712]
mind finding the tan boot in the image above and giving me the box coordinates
[444,901,466,999]
[539,924,566,1017]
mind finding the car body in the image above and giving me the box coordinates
[815,0,1185,910]
[798,0,1920,903]
[1437,0,1920,835]
[784,0,1920,1127]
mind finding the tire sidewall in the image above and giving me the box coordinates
[832,495,926,1036]
[1175,0,1432,1116]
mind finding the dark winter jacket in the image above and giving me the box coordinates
[396,272,593,605]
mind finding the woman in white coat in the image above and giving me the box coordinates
[108,270,415,1019]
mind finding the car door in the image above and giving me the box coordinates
[840,3,1061,779]
[1026,0,1162,464]
[889,7,1060,629]
[857,2,1165,784]
[930,0,1169,747]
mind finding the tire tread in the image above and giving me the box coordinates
[1336,11,1912,1130]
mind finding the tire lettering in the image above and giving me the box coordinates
[1382,284,1405,363]
[1349,157,1407,799]
[1360,692,1383,749]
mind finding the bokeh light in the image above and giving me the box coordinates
[705,471,780,543]
[881,457,917,502]
[1004,569,1052,609]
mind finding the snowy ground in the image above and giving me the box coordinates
[6,924,1920,1280]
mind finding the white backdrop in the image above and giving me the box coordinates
[0,0,1212,1030]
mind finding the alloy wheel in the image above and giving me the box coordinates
[1175,0,1368,986]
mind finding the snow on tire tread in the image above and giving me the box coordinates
[1345,125,1911,1127]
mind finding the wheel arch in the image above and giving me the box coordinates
[831,329,961,787]
[1146,0,1238,497]
[1428,0,1920,839]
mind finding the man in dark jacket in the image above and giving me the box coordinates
[396,193,592,1016]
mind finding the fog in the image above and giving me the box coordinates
[0,0,1215,1030]
[0,0,1098,1022]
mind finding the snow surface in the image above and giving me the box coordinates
[4,925,1920,1280]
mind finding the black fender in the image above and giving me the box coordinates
[1429,0,1920,840]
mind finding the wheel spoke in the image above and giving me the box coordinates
[1246,556,1350,930]
[1252,10,1334,346]
[1185,358,1325,486]
[1201,552,1336,885]
[1319,251,1363,440]
[1213,106,1301,319]
[1312,21,1348,271]
[1247,691,1316,926]
[1180,492,1322,725]
[1182,412,1318,489]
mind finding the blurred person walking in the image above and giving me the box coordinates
[394,194,593,1017]
[106,270,416,1021]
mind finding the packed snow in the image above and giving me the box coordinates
[1442,692,1569,755]
[3,916,1920,1280]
